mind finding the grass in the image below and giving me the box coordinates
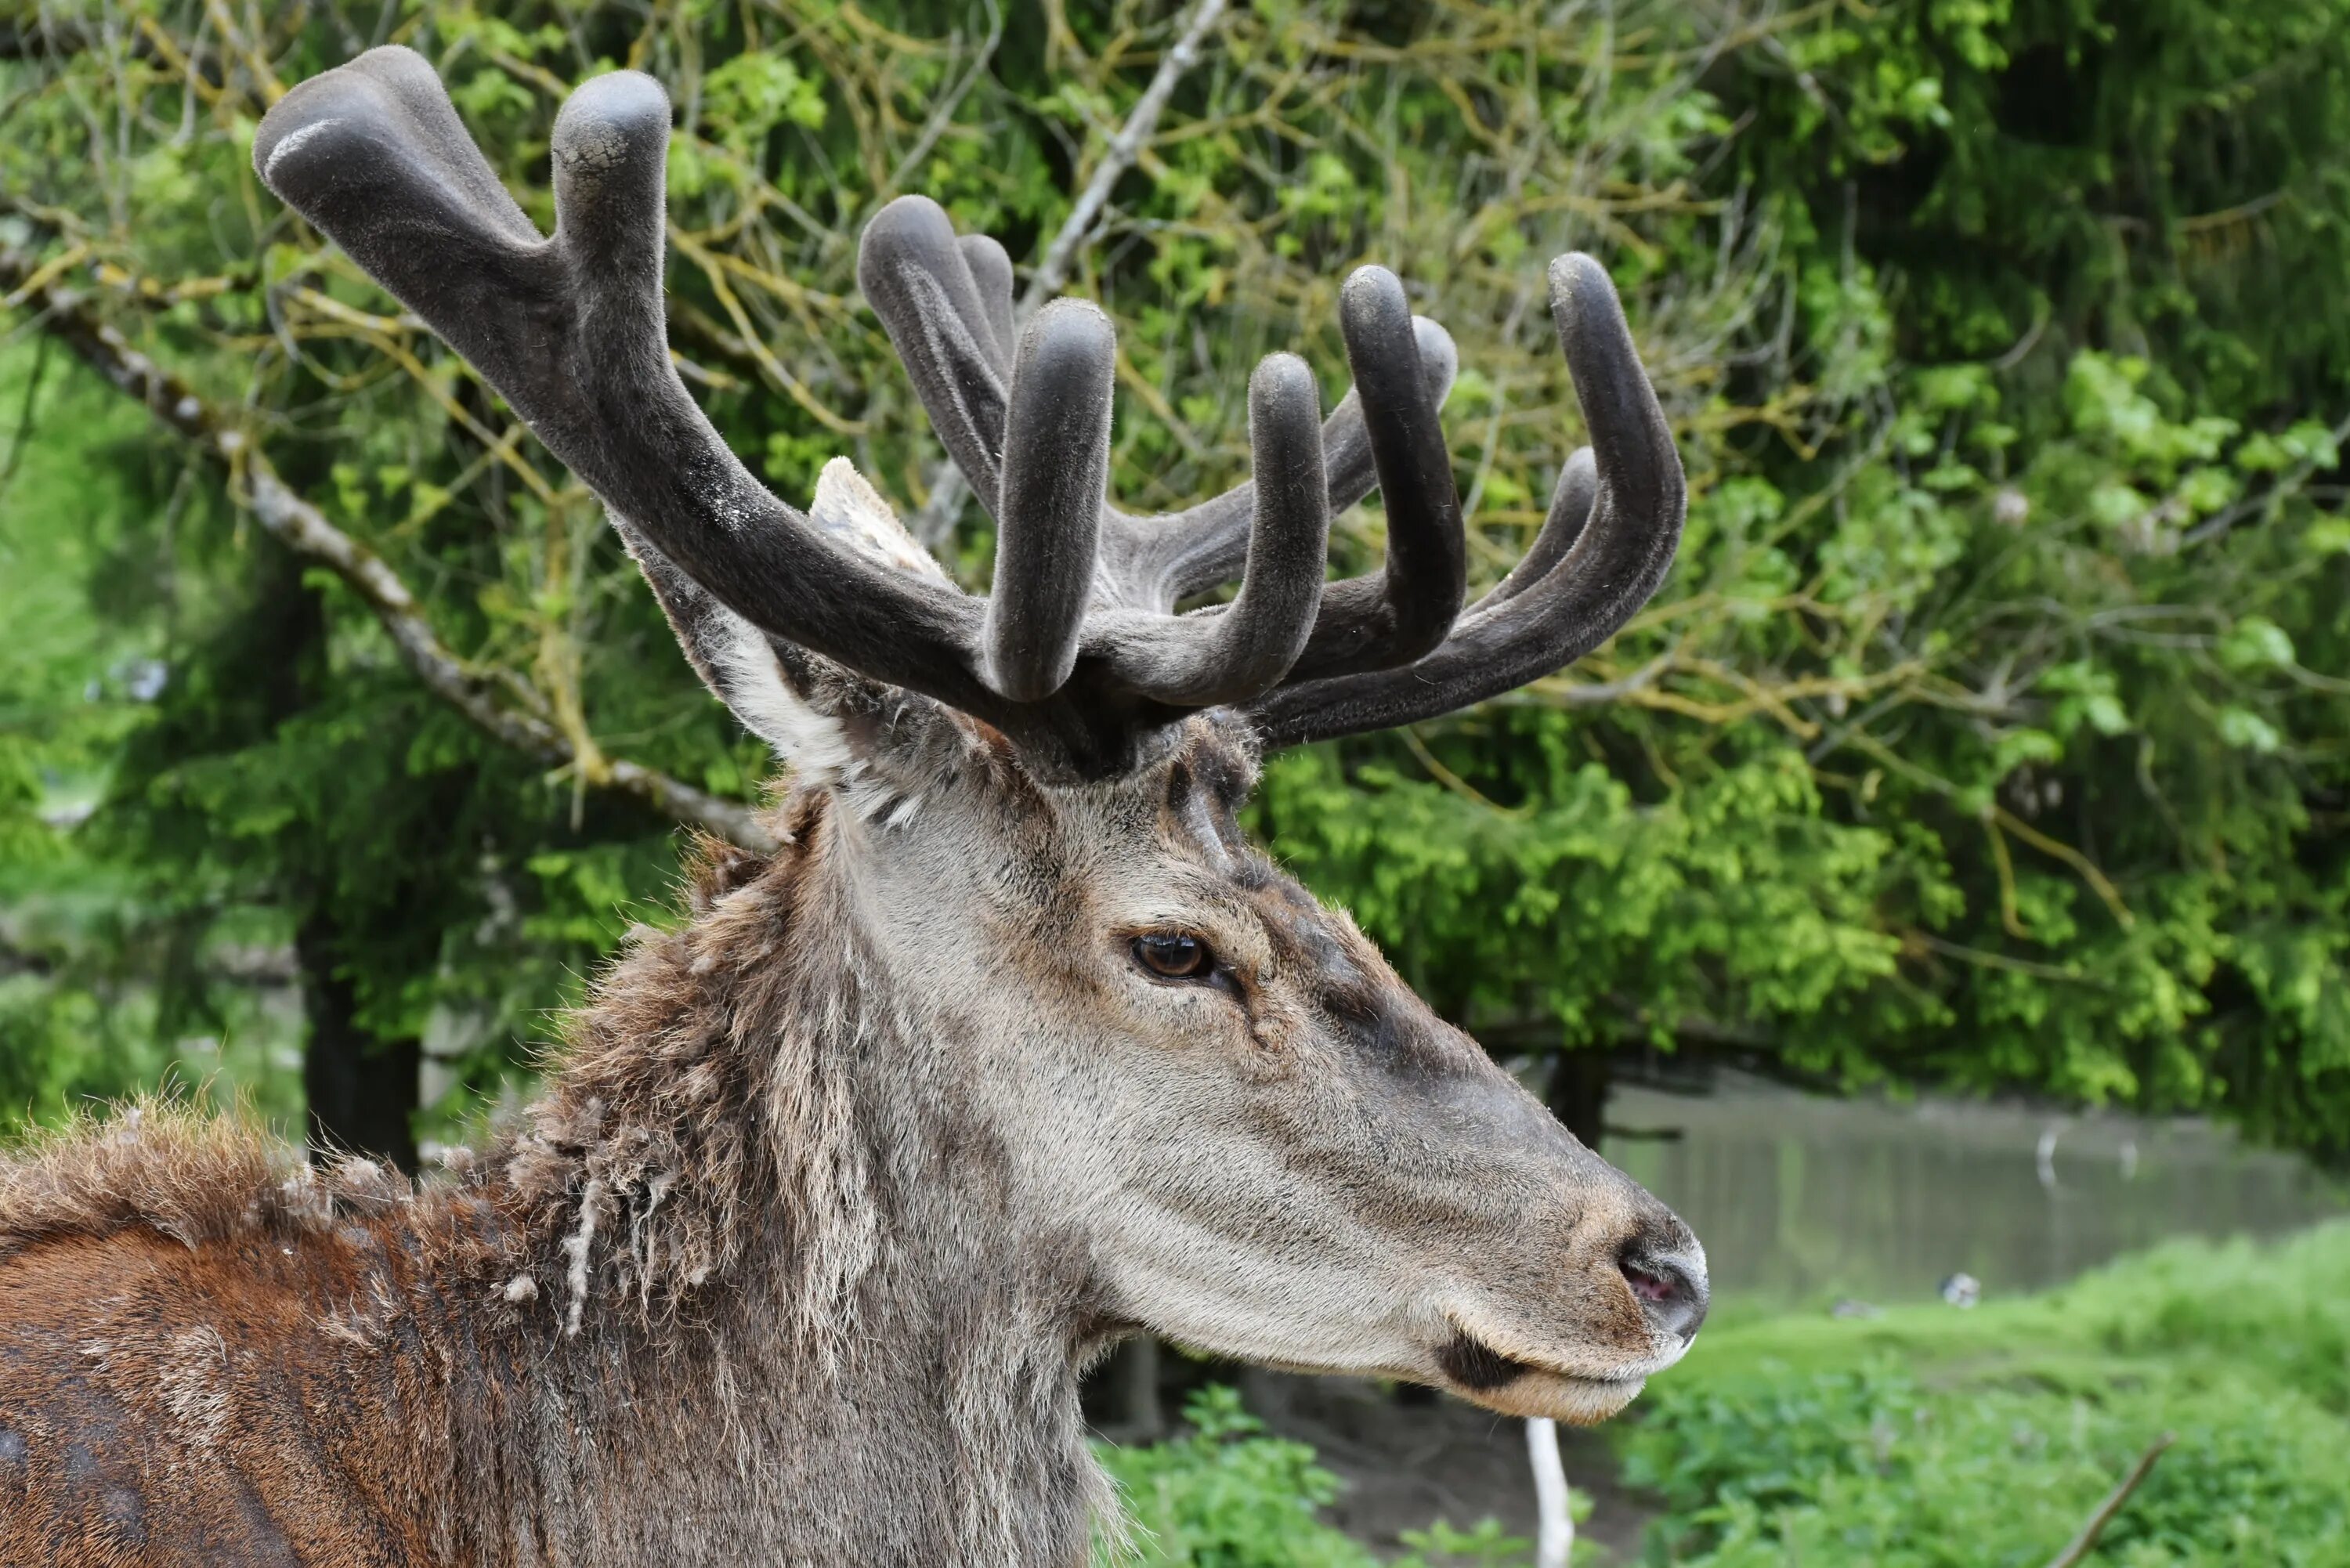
[1099,1223,2350,1566]
[1617,1221,2350,1565]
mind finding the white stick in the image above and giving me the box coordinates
[1527,1416,1573,1568]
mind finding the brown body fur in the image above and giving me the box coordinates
[2,801,1105,1565]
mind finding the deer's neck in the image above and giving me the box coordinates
[465,830,1108,1564]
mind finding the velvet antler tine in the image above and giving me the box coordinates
[550,73,673,274]
[1098,352,1329,705]
[1113,316,1456,611]
[859,196,1012,512]
[1470,446,1596,614]
[1549,253,1680,547]
[1251,254,1683,747]
[985,299,1115,702]
[1321,314,1460,523]
[1213,353,1332,692]
[1336,268,1466,655]
[253,49,557,370]
[958,233,1017,373]
[255,46,536,240]
[1270,269,1467,685]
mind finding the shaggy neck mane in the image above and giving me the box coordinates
[494,807,880,1349]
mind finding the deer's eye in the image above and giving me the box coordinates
[1133,933,1214,981]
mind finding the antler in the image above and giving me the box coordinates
[254,49,1683,779]
[1252,256,1684,747]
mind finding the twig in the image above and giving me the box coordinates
[909,0,1233,545]
[2044,1433,2175,1568]
[2,248,775,854]
[1401,726,1525,817]
[2178,407,2350,548]
[1025,0,1231,312]
[883,0,1005,198]
[1526,1417,1573,1568]
[1528,647,1679,708]
[0,329,50,496]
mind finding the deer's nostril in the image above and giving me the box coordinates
[1624,1264,1677,1304]
[1620,1251,1708,1343]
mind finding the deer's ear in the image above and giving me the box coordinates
[622,460,961,787]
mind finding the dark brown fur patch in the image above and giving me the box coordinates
[1435,1328,1528,1391]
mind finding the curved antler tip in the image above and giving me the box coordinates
[338,42,439,87]
[1025,294,1115,344]
[862,193,955,247]
[1249,350,1317,403]
[1547,252,1622,320]
[1408,314,1459,393]
[560,69,671,131]
[548,72,671,258]
[331,43,438,90]
[1340,263,1407,312]
[552,70,671,175]
[1339,265,1419,377]
[1014,298,1117,406]
[856,196,969,293]
[958,231,1011,269]
[253,46,432,192]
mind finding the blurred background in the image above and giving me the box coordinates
[2,0,2347,1561]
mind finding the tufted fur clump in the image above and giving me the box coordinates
[494,814,888,1357]
[0,1098,401,1259]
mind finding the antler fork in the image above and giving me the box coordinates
[253,49,1683,776]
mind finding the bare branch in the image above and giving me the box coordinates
[1024,0,1232,313]
[0,247,775,854]
[2044,1433,2175,1568]
[909,0,1233,545]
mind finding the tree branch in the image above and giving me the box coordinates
[909,0,1233,545]
[1,248,776,854]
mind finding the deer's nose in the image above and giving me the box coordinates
[1621,1245,1709,1345]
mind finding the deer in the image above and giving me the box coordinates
[0,46,1703,1567]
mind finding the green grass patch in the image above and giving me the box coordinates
[1619,1223,2350,1564]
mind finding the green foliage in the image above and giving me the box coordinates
[1095,1386,1543,1567]
[1,0,2346,1157]
[1096,1386,1374,1567]
[1620,1223,2350,1564]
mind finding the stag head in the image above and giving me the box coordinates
[254,49,1703,1423]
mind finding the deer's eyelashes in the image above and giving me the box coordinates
[1132,932,1215,981]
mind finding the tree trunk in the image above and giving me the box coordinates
[1083,1335,1165,1441]
[296,911,420,1171]
[1546,1048,1611,1152]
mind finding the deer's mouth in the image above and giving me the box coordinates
[1432,1322,1649,1424]
[1435,1326,1534,1391]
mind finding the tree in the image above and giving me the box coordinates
[1,0,2345,1162]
